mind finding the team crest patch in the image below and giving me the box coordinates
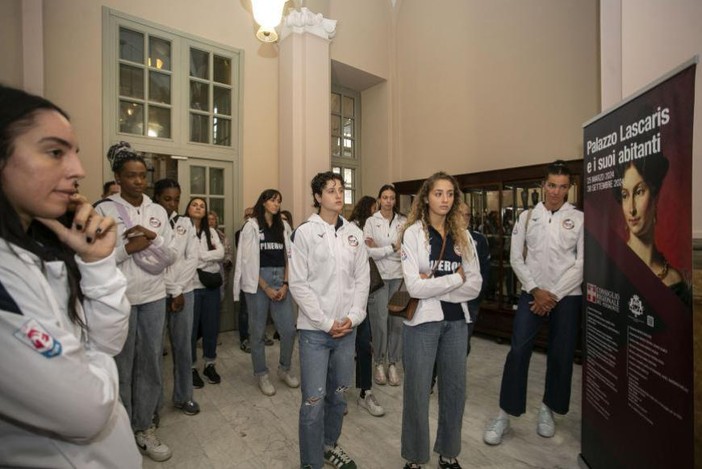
[14,319,62,358]
[176,225,186,236]
[562,219,575,230]
[149,217,162,228]
[347,235,359,247]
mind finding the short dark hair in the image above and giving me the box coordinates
[311,171,344,208]
[102,180,118,196]
[153,178,180,201]
[545,159,572,181]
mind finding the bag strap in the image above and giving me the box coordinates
[112,201,134,229]
[522,207,533,261]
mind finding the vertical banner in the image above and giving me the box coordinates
[581,61,696,468]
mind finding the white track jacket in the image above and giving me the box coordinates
[363,210,406,280]
[400,221,482,326]
[0,240,141,468]
[288,214,370,332]
[510,201,584,300]
[165,214,198,297]
[95,194,177,305]
[232,218,292,298]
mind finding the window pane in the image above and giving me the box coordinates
[119,28,144,63]
[190,48,209,79]
[190,113,209,143]
[331,93,341,114]
[209,198,224,222]
[343,118,353,137]
[149,71,171,104]
[213,55,231,85]
[190,166,206,194]
[119,101,144,135]
[213,117,231,146]
[147,106,171,138]
[213,86,231,116]
[343,168,353,186]
[331,137,341,157]
[344,189,353,205]
[331,115,341,136]
[148,37,171,70]
[342,96,354,118]
[343,138,353,157]
[119,64,144,99]
[332,167,341,174]
[190,81,209,111]
[209,168,224,195]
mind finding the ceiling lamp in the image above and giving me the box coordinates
[251,0,289,43]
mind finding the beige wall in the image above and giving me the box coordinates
[0,0,23,88]
[394,0,600,181]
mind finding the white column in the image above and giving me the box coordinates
[278,8,337,223]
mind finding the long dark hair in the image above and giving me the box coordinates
[0,85,85,326]
[348,196,377,230]
[377,184,400,214]
[187,197,215,250]
[253,189,284,243]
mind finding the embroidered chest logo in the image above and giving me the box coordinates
[14,319,62,358]
[149,217,162,228]
[347,235,359,247]
[562,218,575,230]
[176,225,186,236]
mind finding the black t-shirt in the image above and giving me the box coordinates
[259,225,286,267]
[428,225,464,321]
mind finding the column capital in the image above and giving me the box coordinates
[280,7,337,41]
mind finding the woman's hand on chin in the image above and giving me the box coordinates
[37,196,117,263]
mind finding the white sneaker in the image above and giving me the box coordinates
[387,363,400,386]
[483,416,510,445]
[537,406,555,437]
[374,364,387,385]
[277,368,300,388]
[135,425,172,462]
[357,391,385,417]
[258,374,276,396]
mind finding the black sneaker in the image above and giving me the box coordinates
[203,363,221,384]
[438,456,462,469]
[192,369,204,389]
[240,339,251,353]
[323,445,356,469]
[174,399,200,416]
[264,335,274,346]
[403,464,422,469]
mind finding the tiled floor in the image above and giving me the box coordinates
[147,330,582,468]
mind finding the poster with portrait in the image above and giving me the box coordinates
[581,60,696,469]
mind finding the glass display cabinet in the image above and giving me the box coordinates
[394,160,582,352]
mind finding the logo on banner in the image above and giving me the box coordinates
[586,283,620,312]
[628,294,644,318]
[14,319,62,358]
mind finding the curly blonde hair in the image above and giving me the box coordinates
[401,172,473,262]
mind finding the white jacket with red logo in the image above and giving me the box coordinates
[0,239,141,468]
[95,194,177,305]
[288,214,370,332]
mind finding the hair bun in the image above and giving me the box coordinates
[107,141,136,171]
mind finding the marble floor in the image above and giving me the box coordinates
[147,330,583,469]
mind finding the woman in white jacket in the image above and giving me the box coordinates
[400,172,482,469]
[186,197,225,387]
[95,141,177,463]
[0,85,140,468]
[233,189,298,396]
[364,184,407,386]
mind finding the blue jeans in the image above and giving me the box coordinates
[298,329,356,469]
[499,293,582,416]
[238,291,249,342]
[166,291,194,404]
[402,320,467,464]
[355,316,372,391]
[368,278,403,364]
[192,287,221,364]
[115,298,167,432]
[244,267,297,376]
